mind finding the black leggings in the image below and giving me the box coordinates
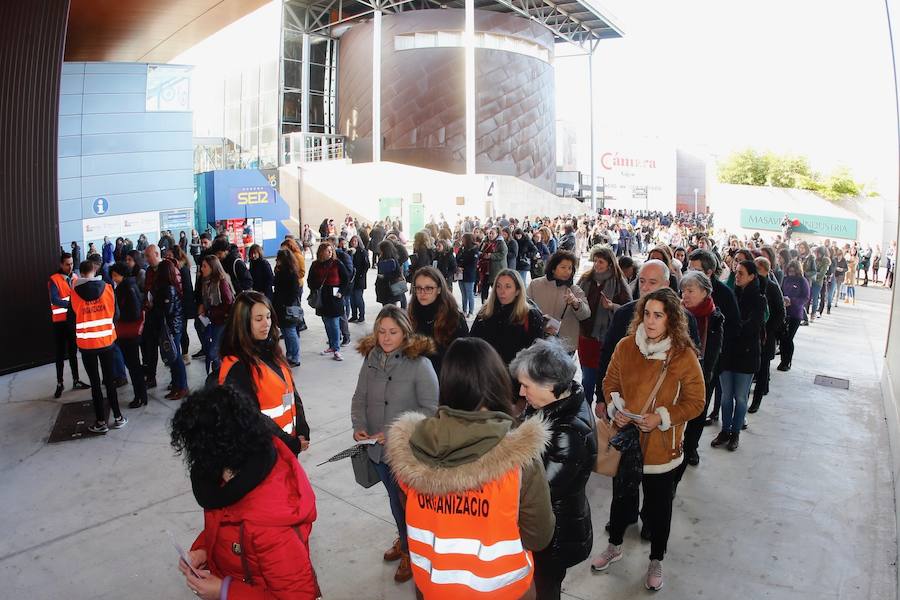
[117,338,147,402]
[609,469,677,561]
[52,320,79,383]
[780,317,802,366]
[81,348,122,423]
[532,554,566,600]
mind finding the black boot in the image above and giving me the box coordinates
[776,362,791,372]
[704,412,719,427]
[54,382,64,399]
[727,431,740,451]
[710,430,730,448]
[686,448,700,466]
[748,394,762,414]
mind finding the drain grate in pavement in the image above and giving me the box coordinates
[814,375,850,390]
[48,400,107,443]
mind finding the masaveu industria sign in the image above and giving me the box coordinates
[740,209,858,240]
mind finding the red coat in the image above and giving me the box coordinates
[192,438,319,599]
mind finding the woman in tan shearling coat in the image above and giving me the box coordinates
[590,287,705,592]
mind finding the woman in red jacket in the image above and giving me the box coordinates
[171,386,320,599]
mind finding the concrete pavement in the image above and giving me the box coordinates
[0,271,896,599]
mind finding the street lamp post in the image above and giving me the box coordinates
[693,188,699,214]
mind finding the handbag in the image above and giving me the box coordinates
[594,359,670,477]
[531,258,545,279]
[453,268,464,282]
[389,276,408,297]
[307,287,322,309]
[115,312,144,339]
[351,445,382,488]
[158,324,178,367]
[284,304,303,325]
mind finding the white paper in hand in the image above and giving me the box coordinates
[167,530,202,578]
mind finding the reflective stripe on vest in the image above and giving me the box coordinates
[49,273,76,322]
[401,468,533,599]
[218,356,296,435]
[70,285,117,349]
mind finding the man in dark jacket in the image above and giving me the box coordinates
[369,222,386,268]
[110,262,148,408]
[331,237,355,345]
[211,237,253,293]
[749,258,786,413]
[558,225,576,252]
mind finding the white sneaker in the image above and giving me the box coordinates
[590,544,623,572]
[645,559,663,591]
[333,351,344,361]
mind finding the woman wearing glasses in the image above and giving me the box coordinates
[408,266,469,376]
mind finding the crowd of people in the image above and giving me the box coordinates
[46,208,895,599]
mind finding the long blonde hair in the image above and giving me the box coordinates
[478,269,530,325]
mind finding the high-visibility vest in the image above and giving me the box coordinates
[218,356,296,435]
[70,284,117,350]
[400,468,533,599]
[49,273,77,323]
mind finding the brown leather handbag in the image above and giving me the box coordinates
[593,360,670,476]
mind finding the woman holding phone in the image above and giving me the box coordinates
[527,249,591,354]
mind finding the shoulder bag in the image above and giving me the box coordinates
[307,286,322,309]
[594,358,670,477]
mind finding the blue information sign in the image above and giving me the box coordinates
[92,197,109,216]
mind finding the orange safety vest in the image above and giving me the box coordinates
[218,356,297,435]
[49,272,77,322]
[400,468,533,599]
[70,284,117,350]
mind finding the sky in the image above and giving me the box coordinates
[555,0,899,194]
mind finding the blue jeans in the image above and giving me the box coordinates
[204,323,224,374]
[582,366,598,405]
[111,343,127,380]
[808,282,822,317]
[342,295,351,318]
[282,322,300,363]
[323,316,341,351]
[170,330,188,390]
[719,370,753,433]
[461,281,476,314]
[827,278,837,308]
[351,288,366,320]
[373,459,408,552]
[518,270,529,286]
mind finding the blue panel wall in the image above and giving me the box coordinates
[57,62,194,250]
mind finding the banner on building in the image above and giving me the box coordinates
[740,209,858,240]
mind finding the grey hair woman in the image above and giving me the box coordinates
[512,338,598,599]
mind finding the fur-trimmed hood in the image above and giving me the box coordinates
[386,407,550,495]
[355,333,436,359]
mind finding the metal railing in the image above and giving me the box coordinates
[282,132,346,165]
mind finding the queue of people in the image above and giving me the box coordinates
[47,209,890,599]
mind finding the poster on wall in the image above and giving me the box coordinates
[83,211,160,251]
[159,208,194,238]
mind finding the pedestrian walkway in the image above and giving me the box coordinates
[0,277,895,599]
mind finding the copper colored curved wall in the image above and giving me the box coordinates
[338,9,556,192]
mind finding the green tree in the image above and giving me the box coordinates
[718,149,768,185]
[766,154,812,188]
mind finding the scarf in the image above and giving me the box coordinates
[190,445,277,510]
[203,276,232,307]
[580,269,619,339]
[634,323,672,360]
[685,295,715,355]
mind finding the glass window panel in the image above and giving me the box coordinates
[146,65,191,111]
[437,31,460,47]
[309,124,326,134]
[242,66,259,99]
[260,59,278,93]
[309,65,326,93]
[415,32,435,47]
[282,123,302,135]
[260,91,278,126]
[309,93,325,126]
[395,35,414,50]
[309,37,329,65]
[284,30,304,61]
[284,59,303,90]
[225,72,242,106]
[282,92,302,123]
[224,105,241,141]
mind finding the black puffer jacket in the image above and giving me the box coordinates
[759,275,786,361]
[718,278,765,374]
[523,382,597,569]
[700,307,725,384]
[222,247,254,292]
[470,302,544,365]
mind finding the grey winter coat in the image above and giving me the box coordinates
[350,334,440,463]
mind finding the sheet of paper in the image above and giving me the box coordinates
[167,530,202,578]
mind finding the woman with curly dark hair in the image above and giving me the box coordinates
[171,386,320,600]
[408,266,469,375]
[217,291,309,454]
